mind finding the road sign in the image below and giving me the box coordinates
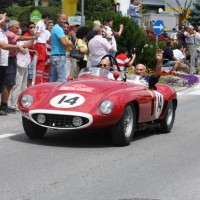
[68,16,85,26]
[30,9,42,23]
[153,20,164,35]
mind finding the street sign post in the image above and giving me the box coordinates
[153,20,164,46]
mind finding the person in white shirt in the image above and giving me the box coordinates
[0,14,25,115]
[88,25,114,67]
[173,44,190,72]
[35,11,50,84]
[103,18,123,57]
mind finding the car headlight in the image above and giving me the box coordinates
[99,100,114,115]
[20,94,33,108]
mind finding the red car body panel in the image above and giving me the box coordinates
[18,73,177,130]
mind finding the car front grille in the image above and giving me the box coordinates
[32,113,89,128]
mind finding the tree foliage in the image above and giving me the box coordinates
[188,0,200,28]
[77,0,115,20]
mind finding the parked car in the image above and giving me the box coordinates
[18,57,177,146]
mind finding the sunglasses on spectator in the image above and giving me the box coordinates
[99,64,108,67]
[29,26,35,29]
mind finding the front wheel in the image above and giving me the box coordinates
[156,100,175,133]
[111,103,136,146]
[22,116,47,139]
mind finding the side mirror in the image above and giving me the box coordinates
[67,76,73,81]
[113,71,120,80]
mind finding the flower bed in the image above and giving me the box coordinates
[159,71,199,87]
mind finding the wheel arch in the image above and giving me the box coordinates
[131,100,139,123]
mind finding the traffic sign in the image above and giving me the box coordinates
[68,16,85,26]
[30,9,42,23]
[153,20,164,35]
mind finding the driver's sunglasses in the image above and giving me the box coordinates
[29,26,35,29]
[99,64,108,67]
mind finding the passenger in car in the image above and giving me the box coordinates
[134,48,163,89]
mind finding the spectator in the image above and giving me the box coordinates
[50,13,73,82]
[194,26,200,75]
[68,23,80,78]
[10,28,32,110]
[104,18,123,57]
[184,25,195,47]
[75,26,89,71]
[35,11,50,84]
[23,21,38,87]
[1,20,37,114]
[93,20,112,41]
[0,14,25,115]
[163,41,180,71]
[88,25,114,67]
[176,25,187,50]
[115,47,136,71]
[173,44,190,72]
[43,20,54,83]
[129,0,143,25]
[185,26,196,74]
[63,22,72,78]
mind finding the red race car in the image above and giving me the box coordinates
[18,59,177,146]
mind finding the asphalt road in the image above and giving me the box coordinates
[1,84,200,200]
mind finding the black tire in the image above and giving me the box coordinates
[22,116,47,139]
[111,103,136,146]
[157,100,175,133]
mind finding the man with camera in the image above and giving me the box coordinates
[129,0,143,26]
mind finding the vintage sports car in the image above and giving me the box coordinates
[18,56,177,146]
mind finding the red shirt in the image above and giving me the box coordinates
[24,31,35,60]
[5,29,20,57]
[116,53,130,68]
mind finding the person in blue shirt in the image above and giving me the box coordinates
[50,13,73,82]
[129,0,143,25]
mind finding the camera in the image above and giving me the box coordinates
[130,48,136,54]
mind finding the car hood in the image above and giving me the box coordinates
[56,79,122,95]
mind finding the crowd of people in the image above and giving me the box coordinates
[0,12,127,116]
[1,8,190,117]
[163,24,200,74]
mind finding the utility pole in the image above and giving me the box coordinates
[81,0,84,26]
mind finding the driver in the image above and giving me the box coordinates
[98,58,115,79]
[134,49,163,89]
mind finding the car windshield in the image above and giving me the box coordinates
[78,67,121,80]
[78,68,148,86]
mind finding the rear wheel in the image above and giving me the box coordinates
[156,100,175,133]
[111,103,136,146]
[22,116,47,139]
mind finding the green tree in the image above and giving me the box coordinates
[188,0,200,27]
[77,0,115,20]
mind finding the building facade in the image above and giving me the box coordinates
[116,0,194,16]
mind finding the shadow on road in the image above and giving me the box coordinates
[10,128,160,148]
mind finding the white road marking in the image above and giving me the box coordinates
[0,133,16,139]
[189,90,200,95]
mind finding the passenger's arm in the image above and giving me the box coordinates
[153,49,163,78]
